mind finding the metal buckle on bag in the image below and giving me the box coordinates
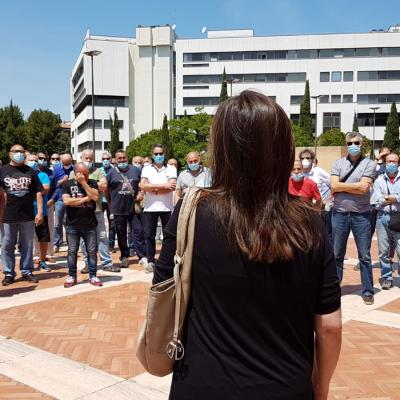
[166,340,185,360]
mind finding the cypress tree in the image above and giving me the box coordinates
[107,107,120,157]
[352,112,359,132]
[299,80,313,140]
[383,101,400,152]
[219,68,228,103]
[161,114,173,160]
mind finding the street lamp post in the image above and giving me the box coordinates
[83,49,102,162]
[311,95,321,155]
[369,106,380,159]
[225,77,240,97]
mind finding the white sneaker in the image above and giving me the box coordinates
[138,257,148,267]
[145,262,154,274]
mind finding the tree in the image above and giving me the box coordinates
[25,109,68,155]
[292,123,314,147]
[298,80,313,143]
[126,129,162,161]
[317,128,346,146]
[352,112,359,132]
[107,107,121,157]
[161,114,173,159]
[383,101,400,153]
[219,68,228,103]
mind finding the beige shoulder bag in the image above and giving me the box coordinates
[136,186,200,376]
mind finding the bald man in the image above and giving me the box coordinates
[51,153,74,253]
[62,163,102,287]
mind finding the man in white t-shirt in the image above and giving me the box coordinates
[140,144,177,271]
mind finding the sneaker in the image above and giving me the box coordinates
[103,264,121,272]
[80,265,89,274]
[39,261,52,272]
[354,263,360,271]
[64,276,77,288]
[145,261,154,274]
[33,256,40,264]
[120,257,129,268]
[138,257,148,267]
[379,277,393,290]
[21,274,39,283]
[2,276,15,286]
[89,276,103,287]
[362,295,374,305]
[129,250,136,257]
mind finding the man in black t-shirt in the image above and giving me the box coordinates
[0,144,43,286]
[62,163,102,288]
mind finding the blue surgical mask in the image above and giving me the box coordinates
[188,162,200,171]
[38,159,47,167]
[12,152,25,163]
[102,159,111,168]
[348,144,361,156]
[291,173,304,182]
[118,162,129,170]
[83,161,93,169]
[51,160,60,166]
[153,154,165,164]
[386,163,398,175]
[27,161,39,170]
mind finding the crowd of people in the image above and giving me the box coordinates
[0,144,211,288]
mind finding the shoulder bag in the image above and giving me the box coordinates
[385,180,400,231]
[136,186,200,376]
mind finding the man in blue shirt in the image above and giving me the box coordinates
[50,153,73,253]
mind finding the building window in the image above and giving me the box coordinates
[331,71,342,82]
[356,113,390,127]
[290,96,304,105]
[323,112,341,132]
[78,141,103,152]
[357,70,400,81]
[103,120,124,129]
[343,71,353,81]
[331,95,341,103]
[357,94,400,104]
[183,63,209,68]
[319,49,335,58]
[183,97,220,106]
[320,72,330,82]
[343,94,353,103]
[319,95,329,103]
[78,119,102,135]
[94,96,126,107]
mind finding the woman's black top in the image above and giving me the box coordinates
[153,198,341,400]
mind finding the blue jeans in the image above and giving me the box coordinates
[332,210,374,296]
[66,226,97,278]
[81,212,112,268]
[376,212,400,281]
[1,221,35,277]
[53,200,65,247]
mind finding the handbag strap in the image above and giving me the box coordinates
[172,187,200,343]
[340,156,364,183]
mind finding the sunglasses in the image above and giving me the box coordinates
[300,156,312,160]
[153,152,164,156]
[38,157,47,160]
[10,149,25,153]
[347,141,360,146]
[51,157,60,160]
[102,158,111,160]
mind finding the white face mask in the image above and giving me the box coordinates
[301,159,312,169]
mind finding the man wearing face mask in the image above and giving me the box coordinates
[331,132,376,305]
[70,149,119,273]
[132,156,144,169]
[174,151,211,204]
[37,151,56,262]
[50,153,61,170]
[0,145,43,286]
[289,160,322,207]
[107,150,146,269]
[51,153,74,253]
[371,153,400,289]
[26,153,52,272]
[140,144,177,272]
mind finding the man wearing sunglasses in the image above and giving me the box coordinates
[140,144,177,273]
[331,132,376,305]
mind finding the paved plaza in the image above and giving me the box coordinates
[0,237,399,400]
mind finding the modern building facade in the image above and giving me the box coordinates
[70,25,400,160]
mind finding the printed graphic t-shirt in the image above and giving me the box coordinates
[0,164,43,223]
[62,179,98,228]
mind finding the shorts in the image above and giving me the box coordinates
[35,216,50,242]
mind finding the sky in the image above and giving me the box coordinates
[0,0,398,121]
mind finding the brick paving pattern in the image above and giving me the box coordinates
[0,373,54,399]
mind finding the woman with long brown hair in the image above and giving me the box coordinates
[154,90,342,400]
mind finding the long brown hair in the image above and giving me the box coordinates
[208,90,320,263]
